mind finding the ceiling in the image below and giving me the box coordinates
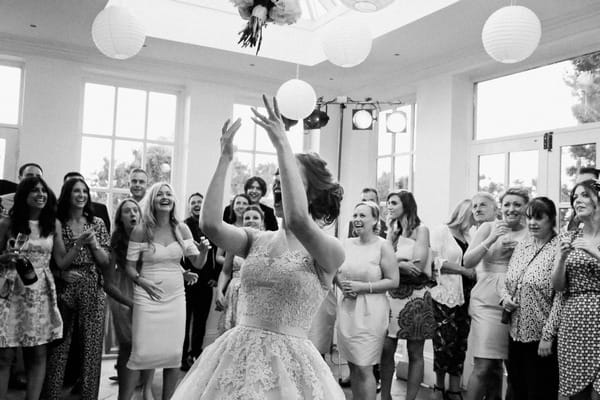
[1,0,600,98]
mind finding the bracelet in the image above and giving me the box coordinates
[368,281,373,294]
[132,272,140,284]
[481,243,489,251]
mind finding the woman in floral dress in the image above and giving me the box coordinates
[553,179,600,399]
[0,177,65,400]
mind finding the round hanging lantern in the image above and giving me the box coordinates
[276,79,317,121]
[92,5,146,60]
[481,5,541,64]
[320,17,372,68]
[340,0,394,12]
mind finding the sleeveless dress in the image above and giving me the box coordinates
[126,238,199,369]
[468,227,527,359]
[557,230,600,396]
[171,229,346,400]
[217,255,244,335]
[337,237,389,366]
[387,235,436,340]
[0,221,62,347]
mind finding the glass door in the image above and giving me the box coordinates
[546,126,599,230]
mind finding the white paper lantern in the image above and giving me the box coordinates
[276,79,317,121]
[482,5,541,64]
[340,0,394,12]
[320,17,372,68]
[92,5,146,60]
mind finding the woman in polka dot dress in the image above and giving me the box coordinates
[552,179,600,399]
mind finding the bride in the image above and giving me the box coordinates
[171,95,346,399]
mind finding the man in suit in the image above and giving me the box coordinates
[181,192,218,371]
[128,168,148,203]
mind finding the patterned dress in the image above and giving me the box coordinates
[387,235,436,340]
[217,255,244,336]
[171,229,345,400]
[0,221,63,347]
[557,230,600,396]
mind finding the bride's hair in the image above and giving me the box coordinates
[295,153,343,226]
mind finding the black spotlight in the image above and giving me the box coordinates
[303,109,330,130]
[282,116,298,131]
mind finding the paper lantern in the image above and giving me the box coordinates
[92,5,146,60]
[320,17,372,68]
[340,0,394,12]
[276,79,317,121]
[482,5,541,64]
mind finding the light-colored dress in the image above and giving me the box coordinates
[126,238,199,369]
[468,227,527,359]
[172,229,345,400]
[217,255,244,335]
[387,235,436,340]
[337,237,389,366]
[308,288,337,354]
[0,221,63,347]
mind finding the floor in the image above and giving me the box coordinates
[6,356,436,400]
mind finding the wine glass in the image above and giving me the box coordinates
[12,233,29,254]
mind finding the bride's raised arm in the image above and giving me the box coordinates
[251,95,344,275]
[200,118,251,257]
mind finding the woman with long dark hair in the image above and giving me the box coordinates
[171,96,346,399]
[0,177,63,400]
[44,177,110,400]
[124,182,208,400]
[553,179,600,399]
[108,199,154,400]
[380,190,434,400]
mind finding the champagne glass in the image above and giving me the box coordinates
[14,233,29,253]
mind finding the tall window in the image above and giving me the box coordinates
[230,104,303,200]
[0,64,22,126]
[81,82,178,214]
[376,104,416,202]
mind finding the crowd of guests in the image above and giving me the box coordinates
[0,151,599,400]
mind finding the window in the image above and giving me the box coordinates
[475,50,600,140]
[230,104,303,199]
[376,104,416,202]
[81,82,178,215]
[0,64,22,125]
[477,150,539,198]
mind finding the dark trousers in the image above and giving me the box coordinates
[182,285,213,360]
[507,338,558,400]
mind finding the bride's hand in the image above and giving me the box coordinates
[220,118,242,162]
[250,95,286,148]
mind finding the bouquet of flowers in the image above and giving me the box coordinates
[231,0,302,53]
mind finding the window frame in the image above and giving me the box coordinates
[0,60,24,128]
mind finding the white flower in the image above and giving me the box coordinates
[269,0,302,25]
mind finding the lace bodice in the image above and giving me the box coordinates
[238,230,329,335]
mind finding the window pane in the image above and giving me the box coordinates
[394,155,410,190]
[474,54,600,139]
[559,207,573,232]
[378,123,392,156]
[560,143,596,202]
[509,150,538,196]
[91,190,108,205]
[287,123,303,153]
[377,157,392,203]
[394,105,412,154]
[254,153,278,203]
[231,152,252,195]
[81,137,112,188]
[83,83,115,136]
[0,66,21,125]
[115,88,146,139]
[478,153,506,197]
[145,144,173,184]
[232,104,256,151]
[147,92,176,141]
[113,140,143,189]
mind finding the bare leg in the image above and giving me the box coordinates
[142,369,155,400]
[118,367,139,400]
[0,348,16,400]
[162,368,179,400]
[349,362,376,400]
[22,345,46,400]
[380,336,398,400]
[406,339,425,400]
